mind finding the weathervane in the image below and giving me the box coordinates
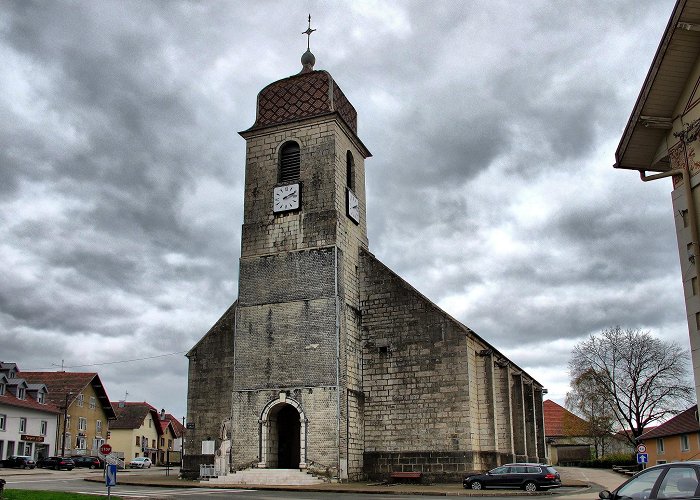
[302,14,316,51]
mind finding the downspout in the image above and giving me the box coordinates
[334,246,341,481]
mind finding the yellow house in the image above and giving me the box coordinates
[639,406,700,465]
[109,402,161,464]
[21,371,116,456]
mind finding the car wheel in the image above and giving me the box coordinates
[524,481,538,492]
[90,464,96,469]
[470,481,483,490]
[24,465,29,469]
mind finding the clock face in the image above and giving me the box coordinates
[273,183,301,213]
[347,189,360,224]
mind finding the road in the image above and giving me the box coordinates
[1,468,595,499]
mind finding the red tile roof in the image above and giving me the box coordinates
[20,371,116,419]
[110,401,162,434]
[544,399,590,437]
[639,406,699,440]
[0,389,61,414]
[165,414,185,437]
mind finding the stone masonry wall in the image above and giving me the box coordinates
[183,303,236,478]
[234,248,338,390]
[359,250,476,479]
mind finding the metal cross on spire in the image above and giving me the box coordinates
[302,14,316,51]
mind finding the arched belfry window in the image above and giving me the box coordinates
[279,141,301,183]
[346,151,355,191]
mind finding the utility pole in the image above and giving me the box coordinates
[61,391,73,456]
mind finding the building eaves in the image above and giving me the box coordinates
[615,0,700,172]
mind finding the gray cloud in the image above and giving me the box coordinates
[0,0,685,416]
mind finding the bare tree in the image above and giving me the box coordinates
[569,326,694,447]
[566,368,617,457]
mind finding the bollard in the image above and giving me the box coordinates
[0,477,6,499]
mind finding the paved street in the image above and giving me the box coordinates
[0,465,627,499]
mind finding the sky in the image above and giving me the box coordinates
[0,0,690,421]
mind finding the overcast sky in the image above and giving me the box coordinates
[1,0,690,421]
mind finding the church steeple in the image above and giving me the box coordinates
[300,14,316,74]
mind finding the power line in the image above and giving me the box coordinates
[25,350,188,371]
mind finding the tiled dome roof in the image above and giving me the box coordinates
[245,69,358,134]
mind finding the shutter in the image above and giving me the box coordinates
[279,142,300,182]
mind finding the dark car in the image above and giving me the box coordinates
[463,463,561,491]
[600,461,700,500]
[72,456,104,469]
[1,455,36,469]
[40,456,75,471]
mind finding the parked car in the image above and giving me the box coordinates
[600,461,700,500]
[39,456,75,470]
[129,457,152,469]
[1,455,36,469]
[463,463,561,491]
[72,456,105,469]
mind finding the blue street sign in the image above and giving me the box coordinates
[106,464,117,486]
[637,453,649,464]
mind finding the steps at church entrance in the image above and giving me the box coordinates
[204,468,326,485]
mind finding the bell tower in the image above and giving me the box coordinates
[231,20,371,480]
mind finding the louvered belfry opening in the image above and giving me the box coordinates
[279,141,301,182]
[346,150,355,190]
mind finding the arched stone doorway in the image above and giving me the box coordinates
[271,404,300,468]
[259,393,307,469]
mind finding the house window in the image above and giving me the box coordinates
[19,418,26,433]
[37,391,45,404]
[168,439,172,448]
[279,141,300,182]
[0,382,5,395]
[0,414,6,431]
[657,438,665,454]
[346,151,355,190]
[65,415,71,429]
[148,419,151,428]
[17,387,25,400]
[89,397,96,410]
[76,436,86,450]
[136,436,140,446]
[78,417,87,431]
[160,437,165,447]
[77,394,84,407]
[96,420,102,434]
[63,433,71,451]
[40,421,47,436]
[681,434,690,452]
[152,439,156,448]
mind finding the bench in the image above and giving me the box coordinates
[390,471,423,483]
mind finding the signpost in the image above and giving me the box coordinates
[637,453,648,464]
[100,443,112,455]
[637,444,647,454]
[105,464,117,498]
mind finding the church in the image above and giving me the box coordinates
[184,25,546,483]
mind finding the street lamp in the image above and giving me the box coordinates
[61,392,73,456]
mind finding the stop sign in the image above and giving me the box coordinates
[100,443,112,455]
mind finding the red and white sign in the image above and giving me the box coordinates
[637,444,647,454]
[99,443,112,455]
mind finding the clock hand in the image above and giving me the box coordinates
[283,192,298,200]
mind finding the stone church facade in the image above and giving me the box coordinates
[184,48,546,482]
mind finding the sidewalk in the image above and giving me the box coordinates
[79,466,627,496]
